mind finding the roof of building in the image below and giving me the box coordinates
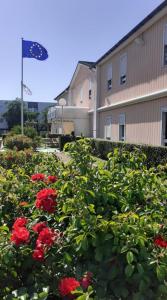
[96,0,167,64]
[78,60,95,67]
[54,86,70,100]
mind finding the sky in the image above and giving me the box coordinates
[0,0,163,102]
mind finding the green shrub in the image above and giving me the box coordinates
[90,138,167,167]
[11,125,38,140]
[0,139,167,299]
[4,134,33,150]
[10,125,22,135]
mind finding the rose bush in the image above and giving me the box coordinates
[0,139,167,299]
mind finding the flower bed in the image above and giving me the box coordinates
[0,140,167,299]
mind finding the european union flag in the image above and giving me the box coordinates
[22,40,48,61]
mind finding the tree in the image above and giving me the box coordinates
[3,99,27,130]
[38,106,51,132]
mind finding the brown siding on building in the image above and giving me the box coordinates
[99,97,167,146]
[99,15,167,108]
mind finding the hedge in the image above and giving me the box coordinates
[59,135,81,151]
[90,138,167,167]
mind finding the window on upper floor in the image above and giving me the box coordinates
[80,87,83,103]
[120,54,127,85]
[105,116,112,140]
[89,79,92,99]
[119,113,126,141]
[107,64,112,90]
[164,24,167,65]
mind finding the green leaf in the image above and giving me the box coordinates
[86,191,95,198]
[88,204,95,213]
[125,264,135,278]
[137,263,144,275]
[126,251,134,264]
[156,265,166,281]
[0,225,9,232]
[76,295,87,300]
[64,252,72,263]
[38,291,48,300]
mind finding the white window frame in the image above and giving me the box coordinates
[119,113,126,141]
[105,116,112,140]
[120,53,127,85]
[163,24,167,66]
[107,63,112,91]
[161,107,167,146]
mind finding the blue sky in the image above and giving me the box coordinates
[0,0,163,102]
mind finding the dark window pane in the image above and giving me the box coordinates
[120,75,126,85]
[107,79,112,90]
[164,45,167,65]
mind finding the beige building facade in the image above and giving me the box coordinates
[96,1,167,146]
[49,1,167,146]
[48,61,96,136]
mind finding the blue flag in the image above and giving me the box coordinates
[22,40,48,61]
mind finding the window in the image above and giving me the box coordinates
[89,79,92,99]
[28,102,38,112]
[107,64,112,90]
[119,113,125,141]
[164,25,167,65]
[89,89,92,99]
[105,116,112,140]
[120,54,127,85]
[80,87,83,103]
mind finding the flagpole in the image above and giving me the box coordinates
[21,38,24,135]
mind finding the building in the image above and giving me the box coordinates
[0,100,54,134]
[49,1,167,146]
[96,0,167,146]
[48,61,96,136]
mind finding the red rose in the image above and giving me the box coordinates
[31,173,45,181]
[13,217,28,229]
[36,188,57,201]
[36,227,57,248]
[32,246,44,261]
[80,272,93,289]
[154,236,167,248]
[35,188,58,213]
[11,227,30,246]
[58,277,80,297]
[48,175,58,183]
[32,222,47,234]
[35,197,56,213]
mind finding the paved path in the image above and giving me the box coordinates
[55,151,71,164]
[37,147,71,164]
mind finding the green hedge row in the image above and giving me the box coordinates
[90,138,167,167]
[59,135,81,151]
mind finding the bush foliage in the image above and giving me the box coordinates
[90,138,167,167]
[4,134,34,150]
[11,125,38,140]
[0,139,167,299]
